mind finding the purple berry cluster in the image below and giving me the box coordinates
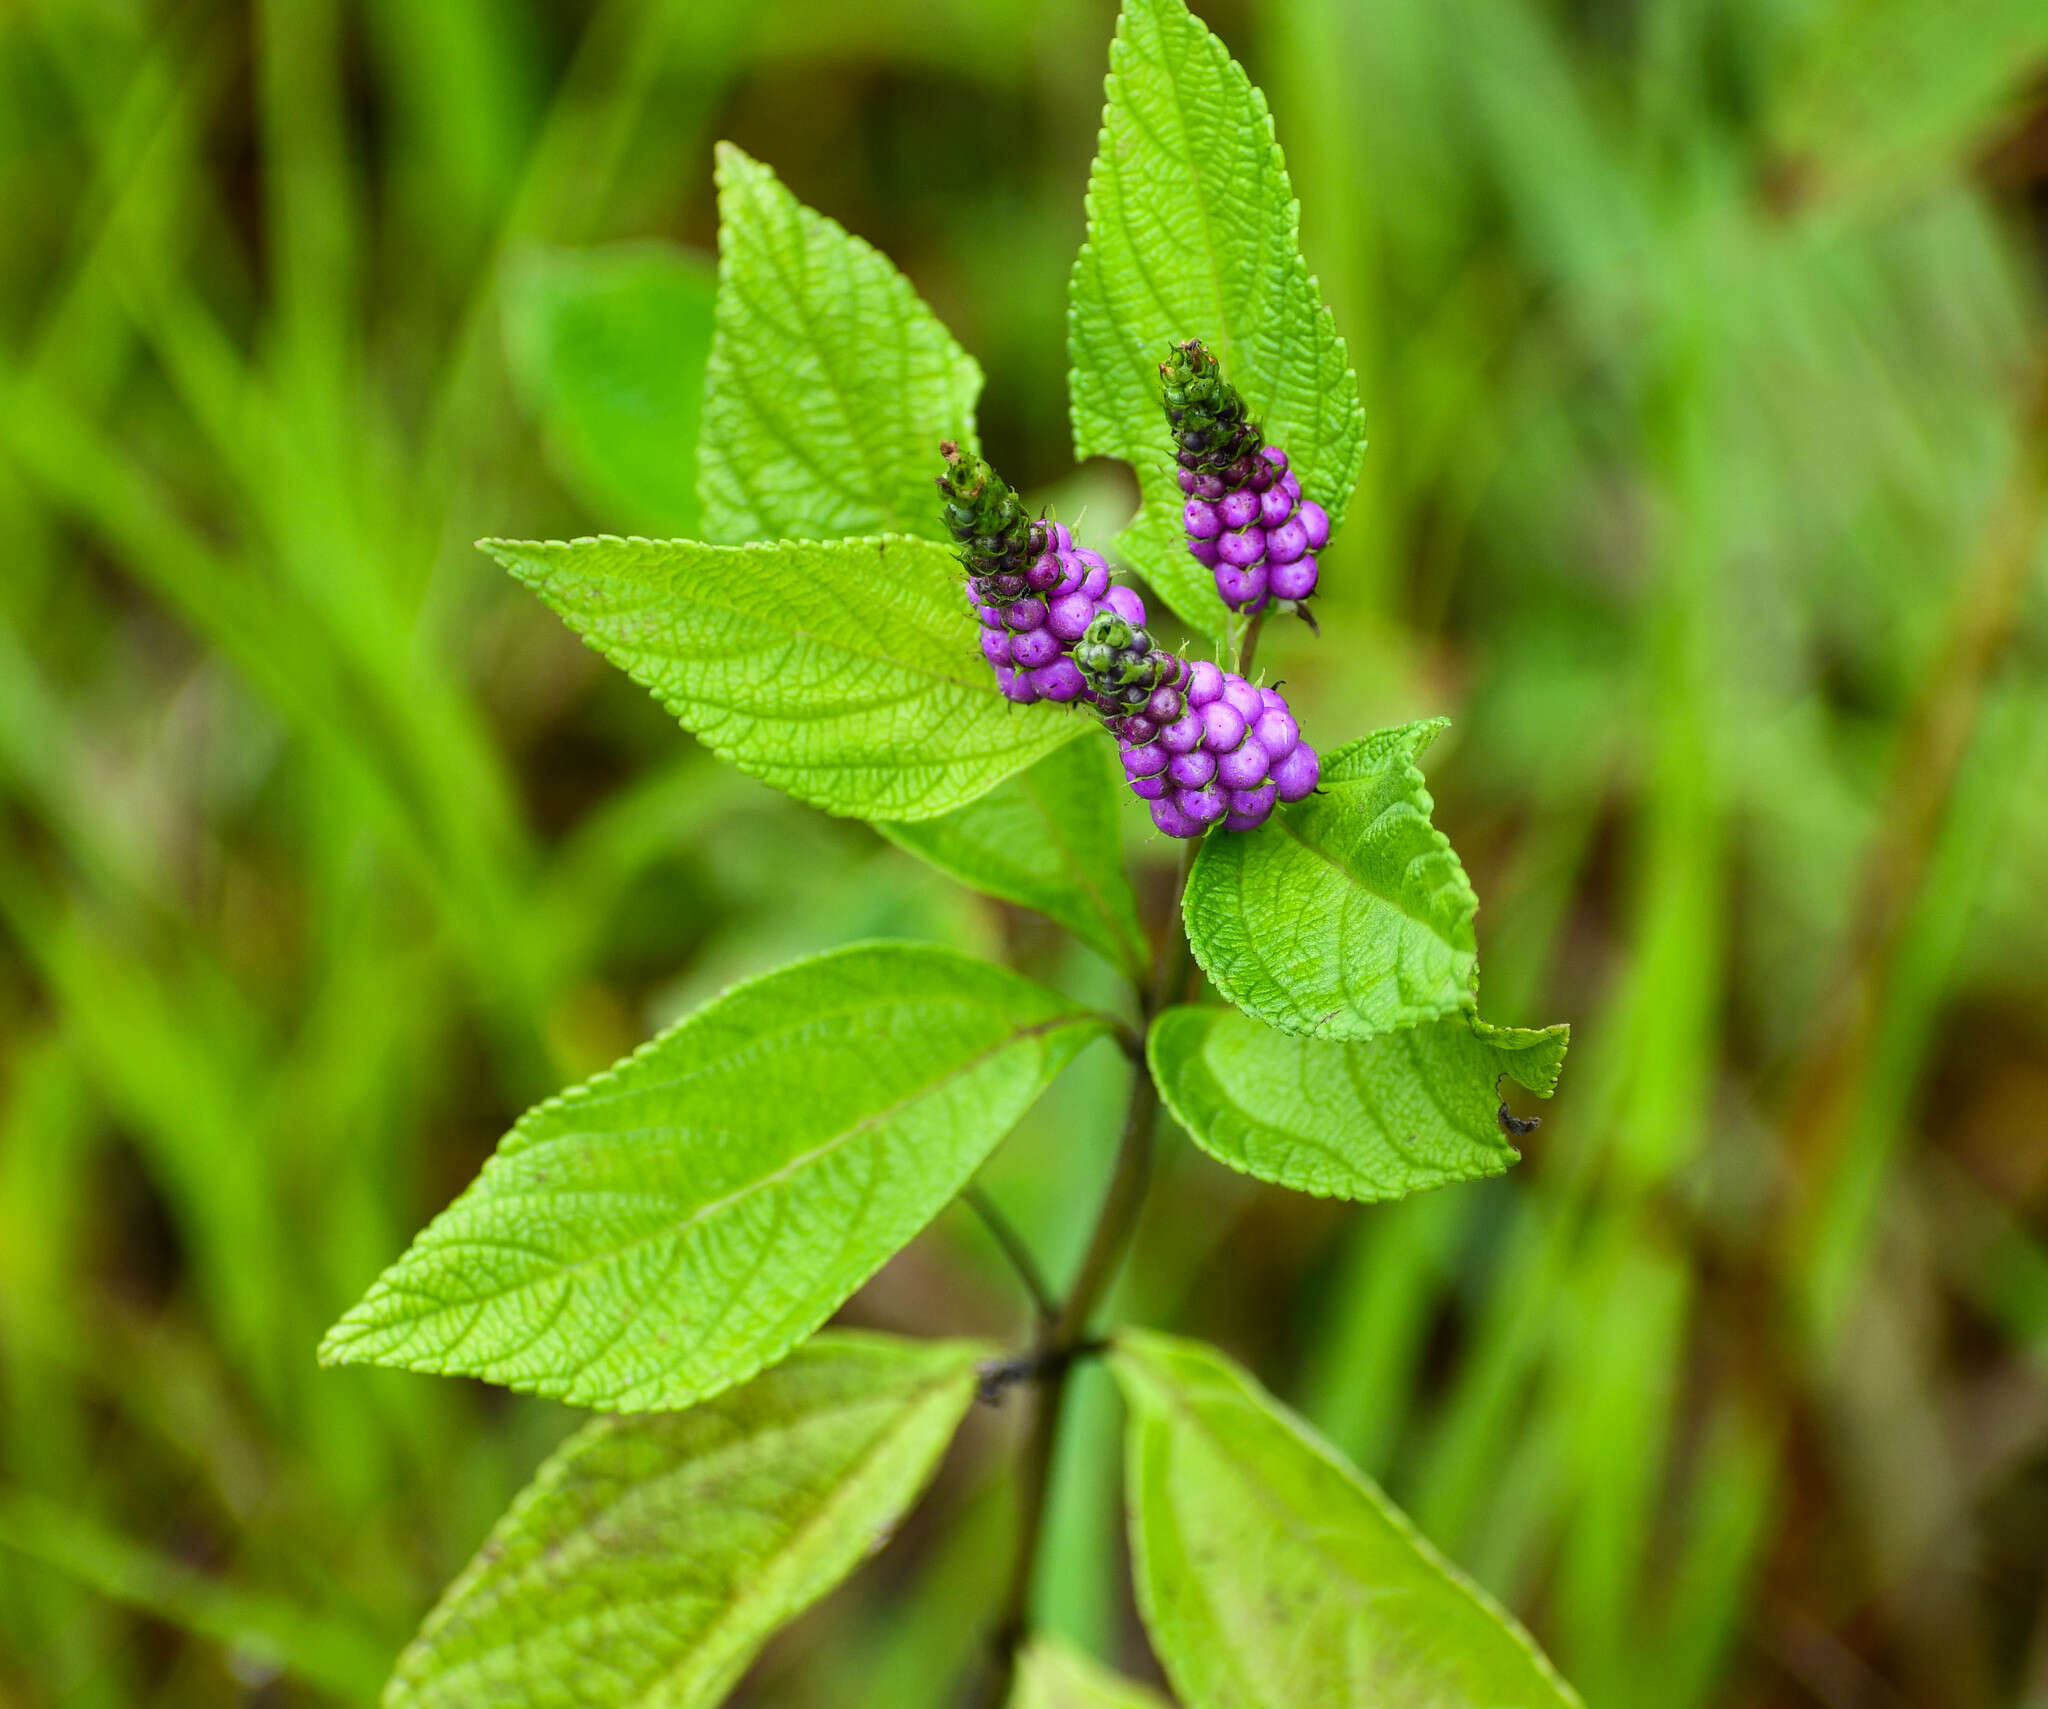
[1066,610,1319,838]
[938,441,1128,706]
[1163,340,1329,613]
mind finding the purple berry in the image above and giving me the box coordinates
[1169,749,1217,789]
[1122,741,1168,779]
[1082,560,1110,600]
[1216,526,1265,568]
[1264,516,1308,565]
[1271,743,1320,801]
[1252,706,1299,758]
[1268,555,1318,601]
[1103,585,1147,627]
[1186,661,1226,707]
[1261,446,1289,473]
[1260,484,1293,528]
[1130,773,1169,801]
[1049,522,1073,551]
[1280,472,1301,502]
[1027,552,1063,592]
[1225,781,1278,831]
[1011,629,1061,669]
[1218,489,1260,530]
[1122,714,1158,744]
[1190,472,1227,502]
[1160,709,1205,754]
[1051,551,1086,596]
[1199,701,1246,753]
[1177,782,1228,825]
[1189,538,1221,568]
[1150,796,1202,838]
[997,666,1040,704]
[1006,597,1047,631]
[1214,561,1268,608]
[1216,739,1270,792]
[1222,675,1264,725]
[978,604,1005,629]
[1145,685,1186,723]
[1176,468,1198,495]
[1047,591,1097,641]
[1183,498,1222,540]
[1032,659,1087,702]
[980,631,1012,668]
[1298,500,1330,551]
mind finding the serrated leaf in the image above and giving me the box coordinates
[1148,1006,1567,1202]
[1013,1638,1175,1709]
[878,739,1147,981]
[1183,719,1476,1039]
[1068,0,1366,637]
[700,143,981,546]
[386,1333,984,1709]
[1112,1330,1582,1709]
[502,243,716,535]
[321,944,1108,1409]
[484,533,1086,822]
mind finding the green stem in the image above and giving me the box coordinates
[963,1185,1057,1325]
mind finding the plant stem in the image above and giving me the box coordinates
[963,1184,1057,1324]
[975,840,1201,1705]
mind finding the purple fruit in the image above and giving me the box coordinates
[1218,489,1260,530]
[1183,498,1222,540]
[1186,661,1226,707]
[1252,707,1299,758]
[1259,484,1293,528]
[1122,741,1168,779]
[1145,685,1186,723]
[1226,781,1278,831]
[1199,701,1246,753]
[1169,749,1217,789]
[1048,522,1072,551]
[1264,516,1308,565]
[978,604,1005,629]
[1160,710,1205,754]
[1268,555,1318,601]
[1082,560,1110,600]
[1177,781,1228,825]
[1261,446,1289,474]
[997,666,1039,704]
[1150,796,1202,838]
[1214,561,1268,608]
[1216,739,1270,791]
[1271,743,1320,801]
[980,631,1012,668]
[1006,597,1047,631]
[1176,468,1198,495]
[1103,585,1148,627]
[1032,659,1087,702]
[1131,773,1169,800]
[1011,629,1060,669]
[1216,526,1265,568]
[1280,472,1301,502]
[1299,500,1330,551]
[1122,714,1158,744]
[1051,552,1087,596]
[1189,538,1221,568]
[1027,553,1063,592]
[1190,472,1227,502]
[1222,675,1264,725]
[1047,591,1097,641]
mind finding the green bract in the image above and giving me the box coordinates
[1183,721,1480,1038]
[1068,0,1367,638]
[386,1335,985,1709]
[1113,1330,1583,1709]
[1149,1007,1567,1202]
[483,534,1085,822]
[321,943,1107,1409]
[700,144,982,546]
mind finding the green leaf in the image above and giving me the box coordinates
[1012,1638,1174,1709]
[321,943,1108,1409]
[501,243,716,536]
[386,1332,985,1709]
[1112,1330,1582,1709]
[1183,720,1476,1039]
[877,739,1147,981]
[1148,1006,1567,1202]
[1067,0,1366,637]
[700,143,982,547]
[483,533,1087,823]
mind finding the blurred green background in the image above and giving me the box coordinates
[3,0,2048,1704]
